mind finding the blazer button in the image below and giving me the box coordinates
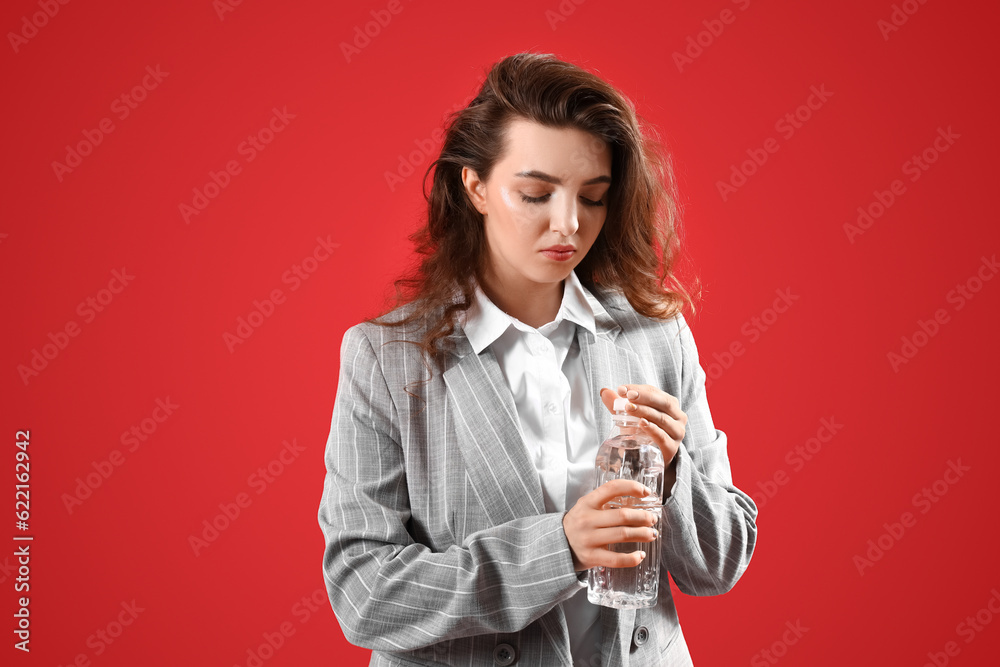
[493,643,517,665]
[632,625,650,647]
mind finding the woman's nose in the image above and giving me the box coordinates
[550,199,580,237]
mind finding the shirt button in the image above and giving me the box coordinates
[546,402,558,414]
[493,643,517,665]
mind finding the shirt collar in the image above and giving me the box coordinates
[462,270,598,355]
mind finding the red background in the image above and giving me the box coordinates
[3,0,999,665]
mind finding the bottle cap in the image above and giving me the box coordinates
[613,397,629,412]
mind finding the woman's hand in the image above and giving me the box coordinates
[600,383,686,497]
[601,384,685,466]
[562,479,659,572]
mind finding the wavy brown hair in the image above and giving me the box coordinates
[370,51,700,377]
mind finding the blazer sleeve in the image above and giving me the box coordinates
[317,325,585,652]
[659,313,759,596]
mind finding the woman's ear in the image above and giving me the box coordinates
[461,166,488,215]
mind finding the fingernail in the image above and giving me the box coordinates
[651,529,658,538]
[638,551,646,560]
[640,418,649,426]
[627,402,637,411]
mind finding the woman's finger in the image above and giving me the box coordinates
[585,548,648,569]
[627,404,685,442]
[616,383,687,424]
[585,522,659,547]
[637,417,680,464]
[586,506,659,529]
[584,478,653,509]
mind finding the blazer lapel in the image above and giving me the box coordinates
[442,334,546,525]
[578,288,646,447]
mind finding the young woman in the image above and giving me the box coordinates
[318,52,758,667]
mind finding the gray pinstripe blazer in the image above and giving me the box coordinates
[318,283,758,666]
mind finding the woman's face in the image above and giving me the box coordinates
[462,118,612,298]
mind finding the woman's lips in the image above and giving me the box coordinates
[541,248,575,261]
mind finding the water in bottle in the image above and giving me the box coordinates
[587,396,664,609]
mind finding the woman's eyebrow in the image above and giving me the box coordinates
[513,170,611,186]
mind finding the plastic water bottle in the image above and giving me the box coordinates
[587,396,664,609]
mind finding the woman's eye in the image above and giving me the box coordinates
[520,193,605,207]
[521,193,550,204]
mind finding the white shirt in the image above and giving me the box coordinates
[460,269,602,666]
